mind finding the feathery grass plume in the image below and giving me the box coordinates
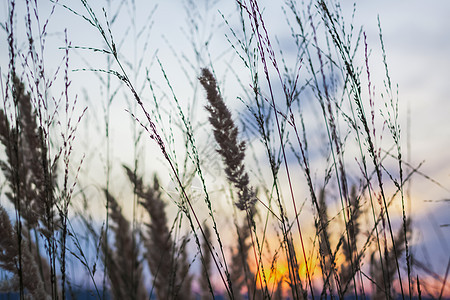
[372,219,411,299]
[199,68,263,298]
[340,185,362,293]
[0,76,59,237]
[0,205,51,299]
[199,68,256,217]
[102,191,147,300]
[316,187,333,296]
[124,166,191,300]
[0,76,58,296]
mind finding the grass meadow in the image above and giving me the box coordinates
[0,0,449,299]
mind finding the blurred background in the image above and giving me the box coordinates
[0,0,449,297]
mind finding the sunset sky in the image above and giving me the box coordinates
[1,0,449,297]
